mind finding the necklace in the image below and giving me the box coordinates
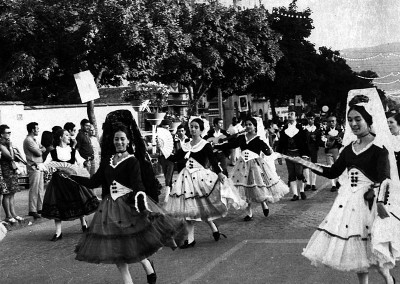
[356,132,370,144]
[116,151,127,158]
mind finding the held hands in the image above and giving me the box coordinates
[377,202,390,219]
[218,172,226,184]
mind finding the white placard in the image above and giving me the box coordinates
[74,70,100,103]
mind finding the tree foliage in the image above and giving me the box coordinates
[0,0,385,119]
[156,2,282,113]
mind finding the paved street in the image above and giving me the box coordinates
[0,154,399,284]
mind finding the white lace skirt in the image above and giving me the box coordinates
[163,167,246,221]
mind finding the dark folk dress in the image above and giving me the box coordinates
[71,155,186,264]
[216,135,289,203]
[164,140,246,221]
[42,147,99,221]
[302,142,399,271]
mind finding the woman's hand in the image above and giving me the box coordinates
[377,202,390,219]
[218,173,226,184]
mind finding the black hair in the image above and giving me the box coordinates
[213,117,223,126]
[0,124,9,135]
[27,122,38,133]
[348,105,373,126]
[52,126,62,133]
[53,129,68,146]
[177,124,185,130]
[190,118,204,131]
[306,111,315,118]
[389,113,400,126]
[112,122,132,142]
[64,122,76,133]
[40,131,53,148]
[80,119,90,127]
[245,117,258,131]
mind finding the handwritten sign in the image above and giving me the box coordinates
[74,70,100,103]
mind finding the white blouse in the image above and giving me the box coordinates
[44,146,85,167]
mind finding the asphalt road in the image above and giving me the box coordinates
[0,154,398,284]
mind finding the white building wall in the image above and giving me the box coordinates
[0,102,137,156]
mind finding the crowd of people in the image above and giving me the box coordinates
[0,88,399,284]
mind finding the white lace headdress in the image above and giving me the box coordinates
[343,88,399,183]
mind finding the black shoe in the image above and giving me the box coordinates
[179,240,196,249]
[304,185,311,191]
[50,233,63,242]
[330,186,337,192]
[290,195,299,201]
[81,225,88,232]
[28,212,41,219]
[147,260,157,284]
[263,208,269,217]
[243,215,253,221]
[311,185,317,191]
[212,230,227,242]
[300,192,307,200]
[37,210,42,214]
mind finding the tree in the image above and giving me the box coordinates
[247,1,317,119]
[156,2,281,114]
[0,0,187,129]
[315,47,376,116]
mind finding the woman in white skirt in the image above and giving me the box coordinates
[302,90,400,284]
[164,118,246,248]
[215,117,289,221]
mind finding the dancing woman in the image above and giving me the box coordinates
[164,118,246,248]
[302,90,400,284]
[215,117,289,221]
[70,122,186,284]
[42,129,99,241]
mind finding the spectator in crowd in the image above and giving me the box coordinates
[76,119,94,173]
[89,124,101,176]
[387,112,400,179]
[40,131,54,161]
[277,109,309,201]
[52,126,62,139]
[303,112,322,191]
[64,122,77,149]
[23,122,46,219]
[227,117,243,166]
[321,115,344,192]
[0,125,25,224]
[203,118,230,175]
[266,121,280,151]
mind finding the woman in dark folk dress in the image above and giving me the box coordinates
[215,117,289,221]
[70,121,186,284]
[42,129,99,241]
[164,118,246,248]
[302,92,400,284]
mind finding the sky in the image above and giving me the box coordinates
[241,0,400,51]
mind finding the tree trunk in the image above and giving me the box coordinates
[270,97,277,121]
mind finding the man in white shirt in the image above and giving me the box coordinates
[23,122,46,219]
